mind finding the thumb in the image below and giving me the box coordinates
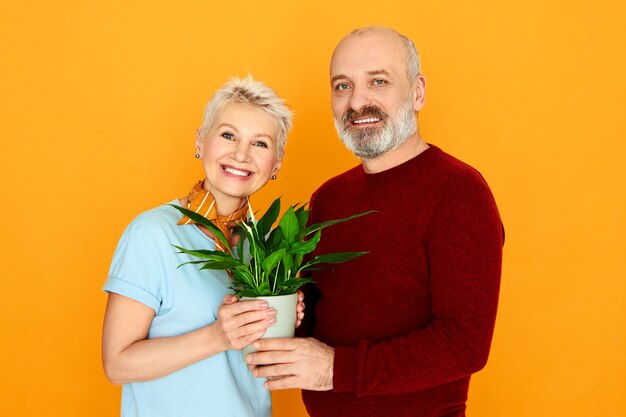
[222,294,239,304]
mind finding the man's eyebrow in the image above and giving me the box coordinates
[330,69,392,85]
[366,69,391,77]
[330,74,346,85]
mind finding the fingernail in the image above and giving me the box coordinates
[259,302,268,309]
[267,309,276,316]
[253,341,261,349]
[245,354,252,364]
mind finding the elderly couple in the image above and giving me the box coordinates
[101,27,503,417]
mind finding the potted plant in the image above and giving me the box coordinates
[170,197,372,354]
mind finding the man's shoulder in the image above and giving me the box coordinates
[312,164,363,197]
[427,145,491,190]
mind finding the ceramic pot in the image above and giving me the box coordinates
[241,292,298,357]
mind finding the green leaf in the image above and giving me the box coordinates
[256,197,281,238]
[262,248,286,276]
[199,259,245,270]
[299,251,368,272]
[234,289,259,298]
[236,232,247,262]
[282,250,294,273]
[266,227,283,251]
[289,230,321,255]
[168,205,232,254]
[293,253,304,272]
[176,260,210,269]
[305,210,376,236]
[231,268,256,288]
[173,245,240,263]
[295,207,311,240]
[278,206,299,244]
[282,278,313,287]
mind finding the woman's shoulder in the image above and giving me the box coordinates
[123,200,183,239]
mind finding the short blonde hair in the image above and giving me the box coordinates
[199,75,293,159]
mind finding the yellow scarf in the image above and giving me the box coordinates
[177,181,248,251]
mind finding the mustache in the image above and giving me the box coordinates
[342,106,389,124]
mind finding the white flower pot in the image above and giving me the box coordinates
[241,293,298,357]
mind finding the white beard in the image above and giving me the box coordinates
[334,100,417,160]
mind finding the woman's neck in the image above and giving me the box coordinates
[210,194,246,216]
[178,192,246,217]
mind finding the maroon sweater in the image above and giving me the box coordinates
[301,145,503,417]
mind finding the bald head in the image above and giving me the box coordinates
[332,27,421,85]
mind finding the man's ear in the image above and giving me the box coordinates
[413,75,426,112]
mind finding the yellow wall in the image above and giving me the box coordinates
[1,1,625,415]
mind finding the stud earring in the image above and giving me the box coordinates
[195,153,200,159]
[271,175,277,180]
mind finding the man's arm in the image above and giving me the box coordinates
[249,173,503,394]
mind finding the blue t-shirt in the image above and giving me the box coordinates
[104,201,270,417]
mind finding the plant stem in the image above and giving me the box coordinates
[272,260,280,294]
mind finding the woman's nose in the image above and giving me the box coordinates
[232,141,251,162]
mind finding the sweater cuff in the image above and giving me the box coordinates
[333,345,357,392]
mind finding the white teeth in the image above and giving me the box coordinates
[353,117,380,124]
[224,166,250,177]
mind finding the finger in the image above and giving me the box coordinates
[229,316,275,341]
[297,290,304,302]
[264,375,300,391]
[219,300,269,318]
[296,302,305,313]
[252,362,294,379]
[222,294,239,304]
[234,327,268,350]
[246,349,294,366]
[253,337,297,352]
[227,308,275,331]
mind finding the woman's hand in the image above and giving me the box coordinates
[295,290,305,328]
[214,294,276,351]
[103,292,235,385]
[102,292,275,385]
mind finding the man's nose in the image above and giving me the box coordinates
[347,85,372,113]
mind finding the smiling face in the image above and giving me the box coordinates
[196,102,281,213]
[330,28,424,159]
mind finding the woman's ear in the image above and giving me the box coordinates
[272,161,282,176]
[195,128,203,158]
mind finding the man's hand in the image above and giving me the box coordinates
[246,337,334,391]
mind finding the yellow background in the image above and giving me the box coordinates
[1,0,625,415]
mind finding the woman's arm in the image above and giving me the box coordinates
[102,292,275,385]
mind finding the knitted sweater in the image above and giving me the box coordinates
[300,145,503,417]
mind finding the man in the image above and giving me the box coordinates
[247,27,504,417]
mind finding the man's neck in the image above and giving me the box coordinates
[361,133,429,174]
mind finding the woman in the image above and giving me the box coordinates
[102,76,299,417]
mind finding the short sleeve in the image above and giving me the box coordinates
[103,218,167,314]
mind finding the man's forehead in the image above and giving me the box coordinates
[330,30,406,78]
